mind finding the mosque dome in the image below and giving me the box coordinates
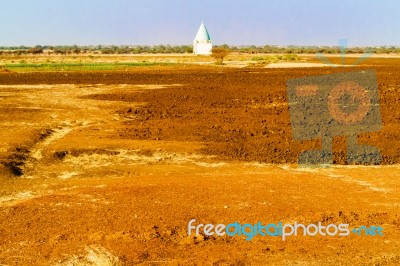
[194,22,211,42]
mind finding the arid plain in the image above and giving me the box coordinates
[0,54,399,265]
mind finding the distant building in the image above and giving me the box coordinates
[193,22,212,55]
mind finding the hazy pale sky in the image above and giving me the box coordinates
[0,0,399,46]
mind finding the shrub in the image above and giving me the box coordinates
[212,47,230,64]
[27,46,43,54]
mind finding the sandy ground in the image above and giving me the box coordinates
[0,58,399,265]
[3,52,398,69]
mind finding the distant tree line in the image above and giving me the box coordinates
[0,44,399,55]
[226,45,400,54]
[0,45,194,55]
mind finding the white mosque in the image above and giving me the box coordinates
[193,22,212,55]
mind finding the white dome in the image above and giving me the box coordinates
[194,22,211,42]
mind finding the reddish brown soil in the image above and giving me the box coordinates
[1,61,399,164]
[0,59,399,265]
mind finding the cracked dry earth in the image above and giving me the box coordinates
[0,64,399,265]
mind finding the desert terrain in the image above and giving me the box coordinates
[0,54,399,265]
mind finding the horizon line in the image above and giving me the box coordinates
[1,44,399,48]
